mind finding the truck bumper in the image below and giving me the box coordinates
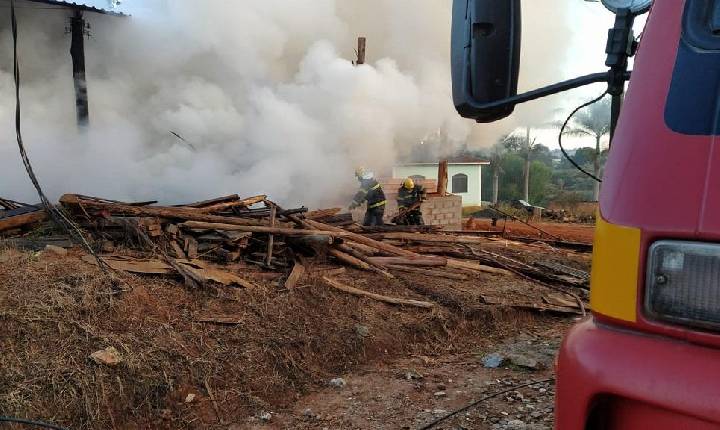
[555,318,720,429]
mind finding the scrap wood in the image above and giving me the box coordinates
[367,232,490,245]
[480,295,581,315]
[82,255,172,274]
[311,267,346,277]
[303,219,418,258]
[446,258,512,276]
[192,194,266,214]
[283,260,306,289]
[0,207,47,232]
[179,221,337,237]
[306,208,341,219]
[329,248,372,271]
[359,225,442,233]
[335,243,395,279]
[386,264,468,281]
[322,276,436,309]
[504,235,592,252]
[81,255,257,288]
[367,256,447,267]
[60,194,274,227]
[183,194,239,208]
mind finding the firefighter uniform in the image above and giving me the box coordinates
[396,178,425,225]
[350,170,387,226]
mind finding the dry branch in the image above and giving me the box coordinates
[322,276,435,309]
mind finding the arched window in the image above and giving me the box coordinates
[452,173,468,193]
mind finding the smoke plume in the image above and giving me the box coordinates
[0,0,598,207]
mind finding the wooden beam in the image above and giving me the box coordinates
[0,210,47,233]
[60,194,272,227]
[322,276,435,309]
[265,203,276,266]
[356,37,367,65]
[437,160,449,196]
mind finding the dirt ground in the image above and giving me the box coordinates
[464,219,595,244]
[0,241,586,430]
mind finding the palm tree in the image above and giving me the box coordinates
[563,97,611,201]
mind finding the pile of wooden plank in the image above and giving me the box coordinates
[0,193,589,313]
[0,198,46,235]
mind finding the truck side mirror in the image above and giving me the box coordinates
[451,0,522,122]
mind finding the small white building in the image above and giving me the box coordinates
[392,158,490,207]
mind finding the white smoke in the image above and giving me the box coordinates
[0,0,595,207]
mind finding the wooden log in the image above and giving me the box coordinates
[183,194,239,208]
[437,160,448,196]
[284,260,306,289]
[184,236,199,259]
[329,248,371,271]
[194,195,266,214]
[304,219,418,258]
[180,221,338,237]
[306,208,341,219]
[0,210,47,232]
[170,241,186,259]
[446,258,511,275]
[335,244,395,279]
[386,265,468,280]
[367,232,489,245]
[367,256,447,267]
[265,204,276,266]
[60,194,274,227]
[322,277,435,309]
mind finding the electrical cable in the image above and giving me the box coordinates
[557,91,608,183]
[416,378,555,430]
[10,0,112,277]
[0,416,70,430]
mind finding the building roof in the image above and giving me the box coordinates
[396,158,490,166]
[25,0,129,15]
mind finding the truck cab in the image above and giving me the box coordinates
[452,1,720,428]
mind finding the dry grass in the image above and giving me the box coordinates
[0,247,554,429]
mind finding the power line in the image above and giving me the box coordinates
[557,91,608,183]
[0,416,70,430]
[10,0,113,279]
[417,378,555,430]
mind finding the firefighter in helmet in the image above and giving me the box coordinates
[396,177,426,225]
[349,167,387,226]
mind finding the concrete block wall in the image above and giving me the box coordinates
[350,178,461,229]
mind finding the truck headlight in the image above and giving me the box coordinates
[645,240,720,330]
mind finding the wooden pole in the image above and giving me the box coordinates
[70,9,89,127]
[265,203,276,266]
[322,277,435,309]
[356,37,367,65]
[437,160,449,196]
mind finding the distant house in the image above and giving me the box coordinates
[392,157,490,206]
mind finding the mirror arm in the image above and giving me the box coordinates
[464,70,630,112]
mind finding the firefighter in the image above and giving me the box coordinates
[396,177,426,225]
[349,167,387,226]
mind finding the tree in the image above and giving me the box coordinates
[563,96,611,201]
[502,127,538,203]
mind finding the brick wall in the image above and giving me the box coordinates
[350,178,462,229]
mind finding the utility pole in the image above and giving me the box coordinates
[69,9,90,127]
[355,37,366,65]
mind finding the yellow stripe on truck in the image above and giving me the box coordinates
[590,214,642,322]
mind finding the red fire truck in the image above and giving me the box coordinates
[452,0,720,428]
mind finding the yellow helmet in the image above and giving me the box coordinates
[355,166,367,178]
[403,177,415,190]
